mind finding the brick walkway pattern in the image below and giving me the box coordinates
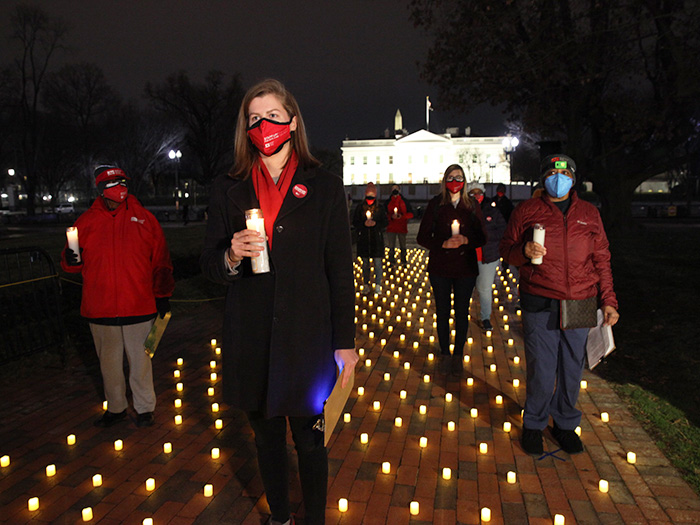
[1,246,699,524]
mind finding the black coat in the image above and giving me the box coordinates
[480,198,507,263]
[352,200,387,257]
[200,167,356,417]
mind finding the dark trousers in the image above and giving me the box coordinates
[522,308,589,430]
[429,274,476,356]
[247,412,328,524]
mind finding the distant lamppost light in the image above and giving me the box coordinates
[168,150,182,209]
[502,135,519,188]
[8,169,15,176]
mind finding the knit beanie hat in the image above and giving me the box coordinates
[467,182,486,193]
[540,155,576,184]
[94,165,129,186]
[365,182,377,196]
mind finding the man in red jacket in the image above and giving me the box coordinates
[500,154,619,456]
[384,184,414,267]
[62,166,174,428]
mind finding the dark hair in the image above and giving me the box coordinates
[230,79,319,179]
[439,164,472,208]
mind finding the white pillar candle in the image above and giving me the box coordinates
[400,390,406,399]
[0,455,9,467]
[163,442,172,453]
[360,433,369,444]
[338,498,348,512]
[410,501,420,515]
[445,393,453,402]
[245,208,271,273]
[211,448,220,459]
[344,413,351,423]
[442,467,452,480]
[46,464,56,477]
[601,412,609,422]
[507,471,516,484]
[451,220,460,236]
[599,479,609,493]
[554,514,565,525]
[82,507,93,521]
[481,507,491,522]
[479,443,488,454]
[215,419,223,429]
[513,379,520,388]
[366,210,372,220]
[382,461,391,474]
[66,226,81,262]
[28,497,39,511]
[67,434,76,445]
[627,451,636,464]
[470,408,478,418]
[145,478,155,491]
[447,421,456,431]
[395,417,402,427]
[114,440,123,451]
[203,484,213,497]
[531,224,545,265]
[174,415,182,425]
[92,474,102,487]
[503,422,512,432]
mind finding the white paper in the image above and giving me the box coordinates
[586,309,615,369]
[323,366,354,446]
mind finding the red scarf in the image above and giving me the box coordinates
[251,151,298,246]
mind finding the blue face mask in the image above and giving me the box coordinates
[544,173,573,198]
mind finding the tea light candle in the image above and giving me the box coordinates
[489,364,497,372]
[365,358,372,367]
[554,514,565,525]
[215,419,223,429]
[442,467,452,480]
[211,448,220,459]
[46,464,56,477]
[373,401,381,411]
[358,347,365,356]
[67,434,76,445]
[174,415,183,425]
[0,455,9,467]
[503,422,512,432]
[481,507,491,522]
[215,347,221,355]
[400,390,407,399]
[464,355,470,363]
[467,377,474,386]
[410,501,420,515]
[163,442,172,453]
[416,404,426,415]
[419,436,428,448]
[146,478,155,491]
[212,403,220,412]
[369,331,375,338]
[393,350,399,358]
[412,341,419,349]
[210,372,217,381]
[384,373,390,381]
[627,451,636,464]
[400,334,406,341]
[174,370,181,378]
[514,356,520,365]
[513,379,520,388]
[495,395,503,405]
[382,461,391,474]
[507,471,516,484]
[575,426,581,436]
[82,507,93,521]
[447,421,456,431]
[486,330,492,338]
[357,386,364,396]
[28,497,39,511]
[423,374,430,383]
[92,474,102,487]
[174,398,182,407]
[209,360,216,369]
[338,498,348,512]
[467,336,473,345]
[487,345,493,353]
[504,324,509,331]
[177,357,183,365]
[395,417,403,427]
[360,433,369,444]
[508,338,514,346]
[479,442,488,454]
[429,335,435,343]
[103,400,108,410]
[580,380,587,389]
[404,361,410,370]
[176,382,183,391]
[208,387,215,396]
[210,338,217,346]
[114,439,123,451]
[344,413,351,423]
[445,393,453,402]
[203,484,213,497]
[470,408,478,418]
[601,412,609,422]
[143,519,153,525]
[599,479,609,493]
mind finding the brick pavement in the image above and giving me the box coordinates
[1,246,699,524]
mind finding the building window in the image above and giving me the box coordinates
[472,154,478,163]
[376,156,380,165]
[350,157,355,165]
[389,173,394,183]
[389,156,393,164]
[363,156,367,165]
[459,153,465,163]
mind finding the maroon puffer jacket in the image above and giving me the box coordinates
[499,192,617,308]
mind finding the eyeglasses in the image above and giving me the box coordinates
[104,179,127,188]
[446,176,465,183]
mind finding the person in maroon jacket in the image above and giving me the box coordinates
[384,184,414,267]
[62,166,174,428]
[417,164,487,375]
[500,154,619,456]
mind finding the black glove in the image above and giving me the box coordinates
[65,247,83,266]
[155,297,171,318]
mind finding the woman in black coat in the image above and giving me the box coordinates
[200,79,357,525]
[352,182,388,295]
[417,164,487,375]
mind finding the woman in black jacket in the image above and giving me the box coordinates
[200,79,357,525]
[417,164,487,375]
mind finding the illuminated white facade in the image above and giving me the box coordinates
[342,129,513,186]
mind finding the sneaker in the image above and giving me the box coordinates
[136,412,155,428]
[520,427,544,456]
[482,319,493,331]
[552,423,584,454]
[94,409,127,428]
[374,284,382,294]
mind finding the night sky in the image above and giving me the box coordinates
[0,1,505,149]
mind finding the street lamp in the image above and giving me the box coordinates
[502,135,519,193]
[8,169,15,177]
[168,150,182,209]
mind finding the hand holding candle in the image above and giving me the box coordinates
[528,224,546,264]
[242,209,270,274]
[65,227,81,264]
[451,219,460,236]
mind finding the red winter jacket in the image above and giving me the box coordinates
[385,194,414,234]
[61,195,174,321]
[499,192,617,308]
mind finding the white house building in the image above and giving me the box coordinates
[342,125,514,187]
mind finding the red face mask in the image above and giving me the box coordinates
[446,180,464,194]
[247,118,292,156]
[102,182,128,203]
[471,193,484,204]
[497,191,505,197]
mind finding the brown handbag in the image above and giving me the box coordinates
[560,296,598,329]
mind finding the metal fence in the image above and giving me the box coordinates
[0,247,65,364]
